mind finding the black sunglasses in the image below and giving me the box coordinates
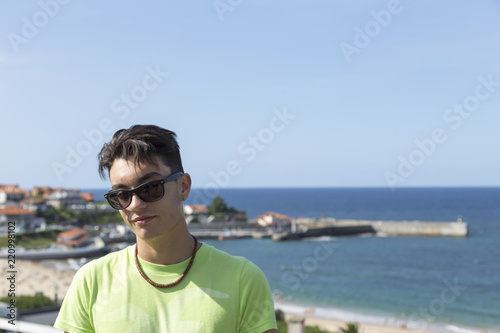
[104,172,184,210]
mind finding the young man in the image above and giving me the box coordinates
[55,125,277,333]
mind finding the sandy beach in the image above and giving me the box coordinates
[276,304,496,333]
[284,313,446,333]
[1,259,77,301]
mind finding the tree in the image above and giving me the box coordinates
[208,196,237,214]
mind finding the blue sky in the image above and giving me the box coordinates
[1,0,499,190]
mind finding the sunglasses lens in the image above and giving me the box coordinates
[117,191,132,208]
[138,181,164,202]
[107,191,131,210]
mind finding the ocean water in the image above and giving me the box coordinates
[87,187,500,331]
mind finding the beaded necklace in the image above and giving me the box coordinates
[134,235,198,288]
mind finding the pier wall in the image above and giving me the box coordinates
[371,221,467,237]
[313,219,468,237]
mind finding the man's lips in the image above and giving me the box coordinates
[132,216,155,226]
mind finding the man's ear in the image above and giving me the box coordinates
[179,173,191,200]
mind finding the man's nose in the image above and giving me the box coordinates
[128,193,147,210]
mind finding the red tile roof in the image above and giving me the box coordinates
[57,228,87,245]
[185,205,209,213]
[80,192,95,202]
[0,206,35,215]
[0,185,29,194]
[0,184,19,190]
[20,198,46,205]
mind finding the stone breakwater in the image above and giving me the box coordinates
[272,218,468,241]
[316,218,468,237]
[369,220,467,237]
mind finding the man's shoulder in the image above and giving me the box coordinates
[200,243,263,277]
[78,245,132,274]
[97,244,131,262]
[201,243,248,266]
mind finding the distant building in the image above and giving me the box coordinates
[20,198,49,212]
[257,212,292,228]
[0,205,36,234]
[0,184,30,203]
[79,192,95,202]
[46,190,86,209]
[57,228,88,247]
[184,205,210,215]
[31,186,53,198]
[67,202,117,213]
[184,205,211,224]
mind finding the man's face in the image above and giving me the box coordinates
[109,156,190,241]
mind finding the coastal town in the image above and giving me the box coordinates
[0,183,294,234]
[0,184,109,234]
[0,183,468,246]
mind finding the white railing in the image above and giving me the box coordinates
[0,318,62,333]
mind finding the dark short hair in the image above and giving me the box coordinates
[98,125,184,179]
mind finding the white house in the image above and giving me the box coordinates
[257,212,292,228]
[0,205,36,235]
[0,184,29,203]
[184,205,210,216]
[46,190,86,209]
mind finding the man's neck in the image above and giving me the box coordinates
[136,229,198,265]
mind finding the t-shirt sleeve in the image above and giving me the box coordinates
[54,262,95,333]
[238,260,277,333]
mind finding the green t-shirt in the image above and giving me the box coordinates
[54,243,276,333]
